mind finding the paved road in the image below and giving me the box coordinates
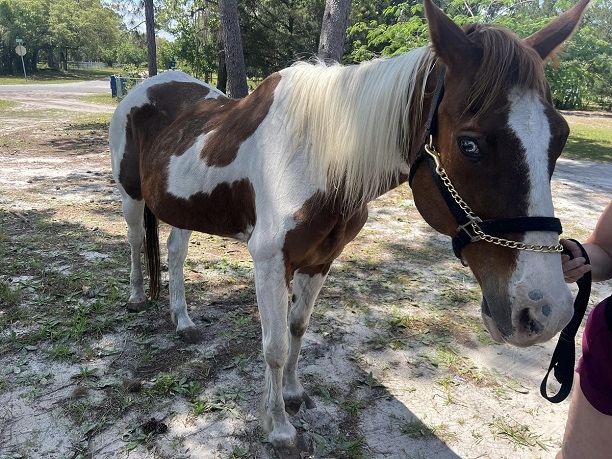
[0,78,115,113]
[0,78,110,94]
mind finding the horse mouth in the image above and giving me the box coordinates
[481,297,506,344]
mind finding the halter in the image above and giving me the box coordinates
[408,65,564,260]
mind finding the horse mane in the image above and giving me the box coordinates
[462,23,548,118]
[281,47,434,208]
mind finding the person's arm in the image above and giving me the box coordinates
[584,201,612,282]
[562,202,612,283]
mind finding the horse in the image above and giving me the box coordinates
[109,0,590,456]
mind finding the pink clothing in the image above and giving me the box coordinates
[577,297,612,415]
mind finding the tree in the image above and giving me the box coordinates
[217,0,248,97]
[318,0,352,62]
[0,0,121,73]
[144,0,157,76]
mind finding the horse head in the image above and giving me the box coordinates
[410,0,590,347]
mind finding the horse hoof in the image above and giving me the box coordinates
[126,300,150,312]
[284,393,316,415]
[177,327,204,344]
[271,435,309,459]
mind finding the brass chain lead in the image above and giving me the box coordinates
[423,144,563,254]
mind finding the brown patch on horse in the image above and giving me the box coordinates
[282,192,369,284]
[118,82,215,200]
[147,74,281,169]
[119,115,143,200]
[160,73,281,167]
[149,179,256,237]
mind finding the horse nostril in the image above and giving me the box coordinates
[519,308,543,335]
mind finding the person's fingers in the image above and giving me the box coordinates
[560,238,583,259]
[563,263,592,283]
[562,257,585,273]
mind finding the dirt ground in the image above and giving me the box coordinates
[1,80,611,459]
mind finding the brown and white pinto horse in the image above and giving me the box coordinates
[109,0,589,455]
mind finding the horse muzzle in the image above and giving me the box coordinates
[480,289,574,347]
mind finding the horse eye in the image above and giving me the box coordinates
[458,138,480,158]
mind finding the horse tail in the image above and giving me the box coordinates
[143,205,161,300]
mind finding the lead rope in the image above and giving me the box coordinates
[540,239,591,403]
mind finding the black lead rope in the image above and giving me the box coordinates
[540,239,591,403]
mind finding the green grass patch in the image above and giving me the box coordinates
[489,416,552,450]
[80,93,117,106]
[0,99,18,109]
[563,115,612,162]
[0,67,116,85]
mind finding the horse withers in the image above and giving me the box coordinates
[109,0,590,456]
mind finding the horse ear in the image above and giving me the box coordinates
[423,0,473,70]
[524,0,590,60]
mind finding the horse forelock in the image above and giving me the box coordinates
[280,47,434,208]
[461,23,548,119]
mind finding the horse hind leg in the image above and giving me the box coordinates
[283,269,328,414]
[122,197,149,312]
[167,227,203,343]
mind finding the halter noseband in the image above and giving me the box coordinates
[408,66,563,260]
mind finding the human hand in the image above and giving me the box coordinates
[560,238,591,283]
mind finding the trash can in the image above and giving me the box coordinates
[110,75,117,98]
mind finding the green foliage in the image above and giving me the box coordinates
[346,0,612,111]
[0,0,122,73]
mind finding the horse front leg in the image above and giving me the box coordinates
[122,197,149,311]
[283,269,328,414]
[167,227,203,343]
[254,255,306,458]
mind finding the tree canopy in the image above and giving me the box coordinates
[0,0,123,72]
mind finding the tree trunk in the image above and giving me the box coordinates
[217,0,248,98]
[47,48,55,69]
[318,0,352,63]
[217,48,228,94]
[145,0,157,77]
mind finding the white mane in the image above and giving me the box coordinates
[281,47,434,207]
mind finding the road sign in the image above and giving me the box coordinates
[16,38,23,43]
[14,45,27,80]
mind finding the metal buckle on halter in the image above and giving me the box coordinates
[456,216,483,243]
[423,137,441,169]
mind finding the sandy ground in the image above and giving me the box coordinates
[1,79,611,459]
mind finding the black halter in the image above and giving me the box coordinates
[407,66,563,260]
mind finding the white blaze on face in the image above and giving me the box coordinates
[504,88,572,342]
[507,88,554,218]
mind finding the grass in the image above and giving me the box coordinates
[0,99,18,109]
[489,416,553,451]
[0,67,116,84]
[563,115,612,162]
[400,419,456,443]
[80,93,117,106]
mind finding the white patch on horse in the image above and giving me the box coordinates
[507,88,554,218]
[505,88,573,342]
[166,132,229,198]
